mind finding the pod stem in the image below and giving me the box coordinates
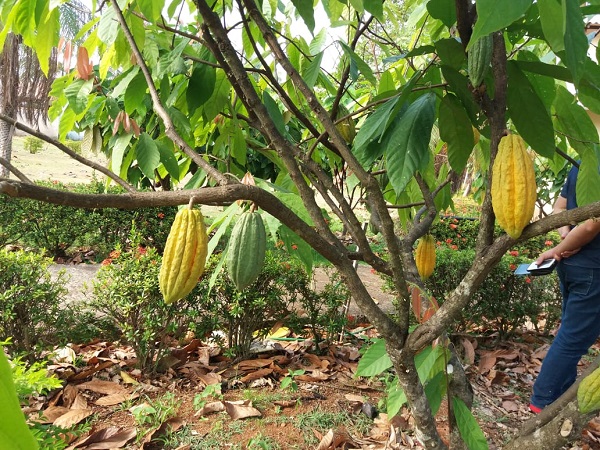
[188,197,197,209]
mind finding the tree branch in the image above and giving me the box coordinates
[0,113,134,192]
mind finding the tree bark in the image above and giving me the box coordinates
[0,33,20,178]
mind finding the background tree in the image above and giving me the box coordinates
[0,1,89,177]
[1,0,600,448]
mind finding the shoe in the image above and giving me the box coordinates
[529,403,542,414]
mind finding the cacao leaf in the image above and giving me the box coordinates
[506,61,555,158]
[563,0,588,83]
[453,396,490,450]
[538,0,565,52]
[136,133,161,179]
[468,0,532,49]
[355,339,392,377]
[439,93,475,173]
[385,92,436,195]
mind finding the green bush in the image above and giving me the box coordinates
[425,244,562,338]
[0,180,178,259]
[194,250,348,357]
[0,250,68,356]
[23,136,44,154]
[89,242,197,372]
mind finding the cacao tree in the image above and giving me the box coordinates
[1,0,600,448]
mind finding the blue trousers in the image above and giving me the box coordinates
[531,263,600,409]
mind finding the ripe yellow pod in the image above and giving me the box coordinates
[491,135,537,239]
[415,234,436,280]
[159,207,208,304]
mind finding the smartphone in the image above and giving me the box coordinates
[526,258,558,276]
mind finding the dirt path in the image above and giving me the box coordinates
[49,263,396,314]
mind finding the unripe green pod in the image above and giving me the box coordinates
[468,34,493,88]
[226,211,267,291]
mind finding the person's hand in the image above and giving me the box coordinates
[558,225,570,240]
[536,250,559,265]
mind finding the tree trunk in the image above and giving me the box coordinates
[0,33,20,178]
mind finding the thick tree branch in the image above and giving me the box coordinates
[0,113,134,192]
[0,156,32,183]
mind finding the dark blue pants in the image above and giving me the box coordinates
[531,263,600,409]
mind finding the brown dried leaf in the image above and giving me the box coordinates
[461,338,476,365]
[66,426,137,449]
[62,385,80,409]
[40,406,71,424]
[70,361,115,381]
[78,379,128,395]
[53,409,94,428]
[240,368,273,383]
[237,359,273,370]
[194,401,225,417]
[223,400,262,420]
[95,392,140,406]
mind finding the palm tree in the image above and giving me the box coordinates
[0,1,90,178]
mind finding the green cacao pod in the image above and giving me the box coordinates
[336,117,356,144]
[226,211,267,291]
[159,207,208,304]
[578,366,600,413]
[415,234,436,280]
[467,34,493,88]
[491,134,537,239]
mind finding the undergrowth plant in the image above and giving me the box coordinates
[0,249,69,357]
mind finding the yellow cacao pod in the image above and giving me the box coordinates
[159,207,208,304]
[491,135,537,239]
[336,117,356,144]
[578,366,600,413]
[415,234,436,280]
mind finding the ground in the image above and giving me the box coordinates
[10,139,600,449]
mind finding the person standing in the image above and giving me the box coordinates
[529,164,600,413]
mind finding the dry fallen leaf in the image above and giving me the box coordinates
[95,392,140,406]
[78,379,128,395]
[224,400,262,420]
[66,426,136,450]
[54,409,94,428]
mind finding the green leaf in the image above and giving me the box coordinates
[112,66,140,98]
[553,86,599,156]
[275,192,313,226]
[339,41,377,87]
[356,339,392,377]
[453,397,490,450]
[439,94,474,173]
[137,0,165,22]
[64,79,94,115]
[98,6,118,46]
[364,0,384,20]
[441,66,480,123]
[576,152,600,206]
[263,92,289,140]
[469,0,532,49]
[34,6,59,76]
[435,38,465,70]
[309,29,327,55]
[230,125,247,166]
[353,98,401,166]
[156,140,180,181]
[515,60,572,83]
[426,0,456,28]
[506,61,555,158]
[111,133,133,177]
[386,378,407,418]
[136,133,160,179]
[0,349,39,450]
[58,108,76,141]
[538,0,564,52]
[279,225,313,273]
[124,72,148,116]
[385,92,436,195]
[563,0,588,83]
[578,59,600,115]
[424,371,447,416]
[303,52,323,90]
[202,70,231,123]
[187,60,216,114]
[291,0,315,33]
